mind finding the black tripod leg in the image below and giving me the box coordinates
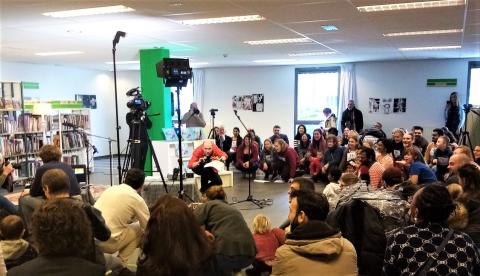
[121,141,131,182]
[230,170,263,209]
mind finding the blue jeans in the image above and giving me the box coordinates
[0,194,18,215]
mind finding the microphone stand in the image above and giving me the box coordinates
[112,31,125,184]
[231,110,263,209]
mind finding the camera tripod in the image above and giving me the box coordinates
[207,109,217,139]
[459,106,479,155]
[122,113,167,192]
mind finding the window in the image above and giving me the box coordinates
[468,61,480,106]
[294,67,340,135]
[171,82,194,126]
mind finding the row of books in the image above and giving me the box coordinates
[17,114,42,132]
[62,154,81,165]
[0,98,22,110]
[62,132,86,150]
[13,159,42,179]
[62,114,89,129]
[0,135,44,157]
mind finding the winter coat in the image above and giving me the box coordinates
[271,220,357,276]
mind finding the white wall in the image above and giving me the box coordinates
[0,61,140,156]
[203,66,295,142]
[202,59,470,141]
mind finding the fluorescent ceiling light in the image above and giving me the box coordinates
[179,15,265,25]
[43,5,134,18]
[357,0,465,12]
[191,62,209,66]
[288,51,336,57]
[399,45,461,51]
[245,38,311,45]
[321,25,338,31]
[35,51,84,56]
[253,59,296,63]
[105,60,139,65]
[384,29,463,37]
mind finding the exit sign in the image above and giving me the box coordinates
[427,79,457,87]
[22,82,39,89]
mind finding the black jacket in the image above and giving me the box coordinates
[215,135,232,153]
[30,161,81,197]
[341,107,363,132]
[8,256,105,276]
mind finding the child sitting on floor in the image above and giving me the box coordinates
[247,214,285,276]
[0,215,37,269]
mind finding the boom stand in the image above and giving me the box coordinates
[175,86,194,202]
[231,110,263,209]
[81,131,116,186]
[112,31,125,184]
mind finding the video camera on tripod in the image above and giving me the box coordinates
[126,87,151,119]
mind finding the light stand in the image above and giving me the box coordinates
[112,30,126,184]
[207,109,218,139]
[231,110,263,209]
[175,86,193,202]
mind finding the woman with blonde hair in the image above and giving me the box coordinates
[247,214,285,275]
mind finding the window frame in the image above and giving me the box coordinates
[294,66,341,133]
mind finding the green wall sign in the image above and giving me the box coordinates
[22,82,39,89]
[427,79,457,87]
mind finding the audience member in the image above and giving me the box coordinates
[247,128,262,151]
[9,199,105,276]
[359,147,384,188]
[19,144,81,231]
[453,145,474,159]
[294,124,310,142]
[402,132,426,163]
[381,167,404,189]
[318,135,343,183]
[457,164,480,246]
[339,134,359,171]
[0,154,15,193]
[328,173,359,209]
[375,138,393,169]
[323,108,337,130]
[273,139,298,183]
[383,184,480,275]
[322,168,342,207]
[235,135,259,178]
[446,183,469,231]
[296,134,310,173]
[390,128,405,161]
[308,150,324,181]
[279,177,316,230]
[445,153,471,184]
[0,215,37,269]
[269,125,289,145]
[424,128,444,166]
[340,99,363,132]
[445,91,463,137]
[137,196,217,276]
[412,126,429,155]
[226,127,243,170]
[259,139,278,181]
[94,168,149,264]
[272,190,358,275]
[398,148,436,185]
[215,125,232,153]
[247,214,285,275]
[308,129,326,158]
[193,186,255,275]
[181,102,206,128]
[188,140,227,193]
[433,136,453,181]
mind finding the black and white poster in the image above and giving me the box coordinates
[369,98,380,113]
[75,94,97,109]
[382,98,393,114]
[393,98,407,113]
[232,93,264,112]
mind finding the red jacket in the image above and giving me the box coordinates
[279,147,299,179]
[188,143,227,169]
[235,143,259,168]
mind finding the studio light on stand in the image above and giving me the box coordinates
[156,58,193,201]
[112,30,126,184]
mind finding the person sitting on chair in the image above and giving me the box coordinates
[188,140,228,193]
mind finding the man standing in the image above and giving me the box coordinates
[181,102,206,128]
[94,168,149,264]
[215,126,232,153]
[272,190,357,275]
[341,100,363,132]
[188,140,227,193]
[412,126,429,155]
[269,125,289,145]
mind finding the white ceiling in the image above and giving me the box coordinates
[1,0,479,71]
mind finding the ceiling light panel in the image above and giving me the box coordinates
[383,29,463,36]
[105,60,139,65]
[288,51,336,56]
[399,45,461,51]
[35,51,84,56]
[357,0,466,12]
[244,38,311,45]
[179,15,265,25]
[253,59,297,63]
[43,5,134,18]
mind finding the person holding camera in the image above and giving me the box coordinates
[188,140,227,193]
[181,102,206,128]
[126,108,152,170]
